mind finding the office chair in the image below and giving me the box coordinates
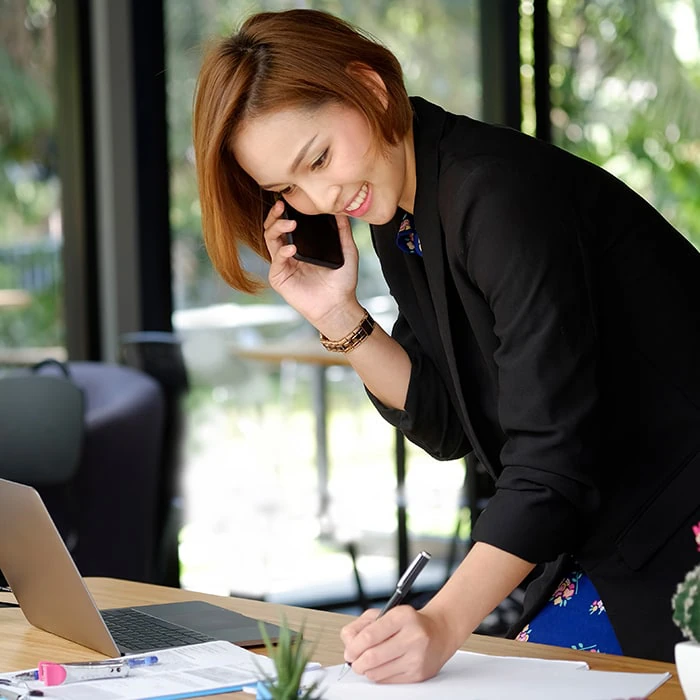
[0,360,165,582]
[120,331,189,587]
[66,361,164,582]
[0,360,85,549]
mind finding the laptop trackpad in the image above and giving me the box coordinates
[134,600,282,647]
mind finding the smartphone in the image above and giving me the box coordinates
[280,201,344,270]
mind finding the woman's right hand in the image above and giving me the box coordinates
[264,198,364,335]
[339,605,458,683]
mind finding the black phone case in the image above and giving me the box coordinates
[281,203,344,270]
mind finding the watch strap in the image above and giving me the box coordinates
[319,309,376,353]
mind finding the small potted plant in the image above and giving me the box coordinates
[255,618,324,699]
[673,562,700,699]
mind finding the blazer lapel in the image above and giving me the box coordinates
[411,98,451,354]
[410,98,494,474]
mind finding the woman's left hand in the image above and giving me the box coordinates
[339,605,458,683]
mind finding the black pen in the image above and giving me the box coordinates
[338,550,432,681]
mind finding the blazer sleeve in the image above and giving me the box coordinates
[452,161,603,563]
[366,310,472,462]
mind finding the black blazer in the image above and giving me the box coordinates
[369,97,700,661]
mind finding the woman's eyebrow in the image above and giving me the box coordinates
[260,134,318,189]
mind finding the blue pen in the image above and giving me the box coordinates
[125,655,159,668]
[6,671,38,682]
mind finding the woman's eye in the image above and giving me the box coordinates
[311,149,329,170]
[279,185,295,195]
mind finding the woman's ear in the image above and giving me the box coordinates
[347,62,389,109]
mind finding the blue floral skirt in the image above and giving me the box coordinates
[516,569,623,655]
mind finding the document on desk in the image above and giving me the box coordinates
[297,650,671,700]
[0,641,277,700]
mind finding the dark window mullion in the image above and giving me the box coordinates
[55,0,100,360]
[533,0,552,142]
[131,0,173,333]
[480,0,522,129]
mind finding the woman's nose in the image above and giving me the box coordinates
[304,185,342,214]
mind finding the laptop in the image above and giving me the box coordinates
[0,478,284,655]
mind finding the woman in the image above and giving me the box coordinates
[193,8,700,680]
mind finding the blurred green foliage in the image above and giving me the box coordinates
[547,0,700,246]
[0,0,61,350]
[0,0,57,241]
[0,288,62,346]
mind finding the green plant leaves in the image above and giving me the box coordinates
[255,616,323,700]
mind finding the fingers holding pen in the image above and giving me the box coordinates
[340,608,380,649]
[340,609,399,681]
[341,607,407,670]
[340,607,445,684]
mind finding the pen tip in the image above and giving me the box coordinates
[337,663,351,681]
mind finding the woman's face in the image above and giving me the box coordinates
[232,101,415,224]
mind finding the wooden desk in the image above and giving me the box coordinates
[0,345,67,367]
[234,339,349,369]
[0,578,681,698]
[233,340,411,576]
[0,289,31,310]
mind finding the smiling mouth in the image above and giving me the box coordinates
[344,183,369,213]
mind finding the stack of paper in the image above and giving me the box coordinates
[296,650,671,700]
[0,642,671,700]
[0,641,277,700]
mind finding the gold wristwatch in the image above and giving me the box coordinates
[319,309,376,353]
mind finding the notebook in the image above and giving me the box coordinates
[0,478,283,656]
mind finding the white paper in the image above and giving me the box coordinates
[301,650,670,700]
[0,641,276,700]
[1,644,671,700]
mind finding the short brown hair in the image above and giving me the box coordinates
[193,9,412,293]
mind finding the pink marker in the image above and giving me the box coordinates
[39,660,129,685]
[38,655,157,685]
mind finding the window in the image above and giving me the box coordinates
[549,0,700,247]
[0,0,65,364]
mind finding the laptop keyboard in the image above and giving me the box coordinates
[102,607,214,651]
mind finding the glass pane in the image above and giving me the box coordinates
[549,0,700,247]
[166,1,479,600]
[0,0,65,366]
